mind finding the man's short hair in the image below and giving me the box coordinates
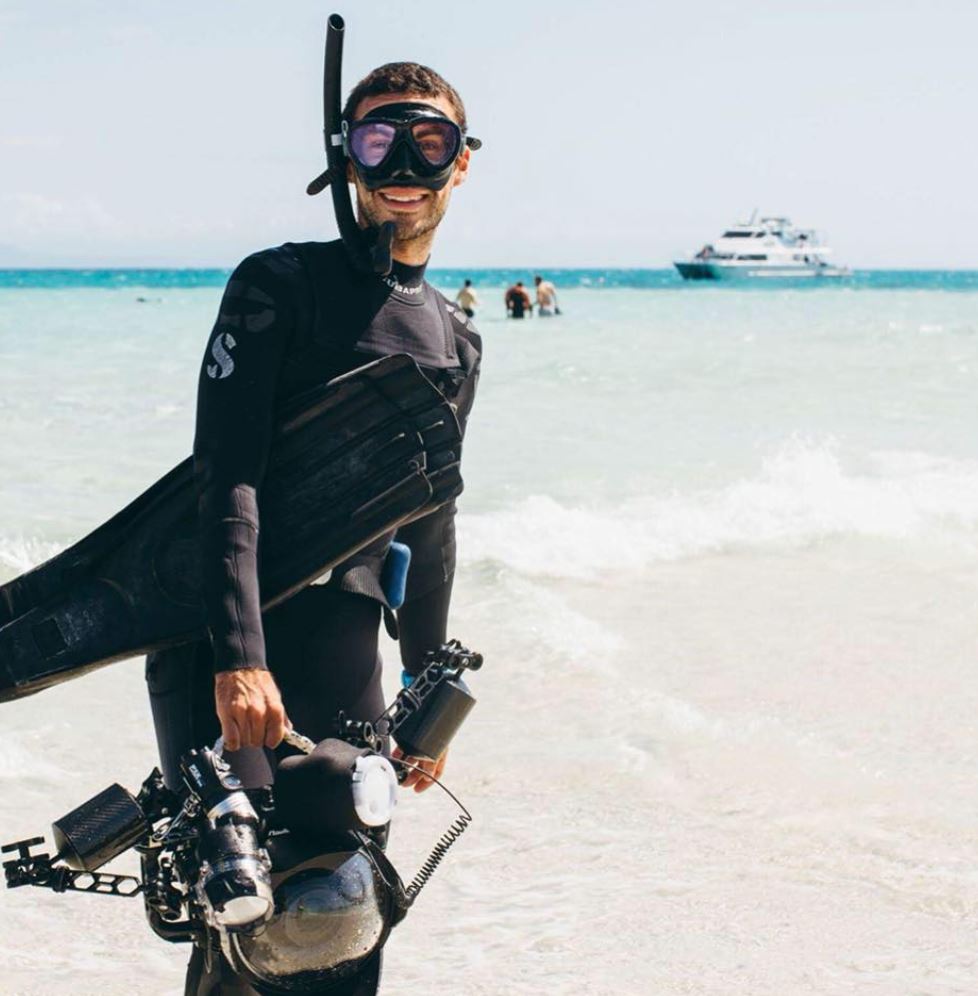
[344,62,468,130]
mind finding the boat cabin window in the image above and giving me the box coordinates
[736,254,768,261]
[722,231,753,238]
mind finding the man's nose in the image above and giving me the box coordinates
[387,142,419,179]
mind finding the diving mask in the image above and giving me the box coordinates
[343,102,481,191]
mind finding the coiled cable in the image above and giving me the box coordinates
[390,757,473,905]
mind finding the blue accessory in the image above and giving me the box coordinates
[380,541,412,610]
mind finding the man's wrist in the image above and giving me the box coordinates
[214,659,270,675]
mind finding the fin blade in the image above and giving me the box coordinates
[0,355,462,702]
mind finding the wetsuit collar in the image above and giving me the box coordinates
[381,257,428,300]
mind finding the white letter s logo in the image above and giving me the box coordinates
[206,332,237,380]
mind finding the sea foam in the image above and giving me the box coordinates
[459,440,978,578]
[0,536,63,576]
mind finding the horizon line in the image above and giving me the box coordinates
[3,265,978,274]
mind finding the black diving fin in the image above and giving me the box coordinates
[0,354,462,703]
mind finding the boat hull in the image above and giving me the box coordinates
[674,261,851,282]
[674,261,715,280]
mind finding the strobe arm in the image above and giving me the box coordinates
[2,838,142,897]
[1,768,174,901]
[373,640,484,760]
[428,639,484,675]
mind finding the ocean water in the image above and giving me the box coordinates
[1,270,977,995]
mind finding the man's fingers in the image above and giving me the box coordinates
[231,701,255,749]
[222,716,242,753]
[414,752,448,793]
[391,748,447,792]
[215,668,286,753]
[414,759,437,793]
[400,755,438,793]
[265,703,288,749]
[221,701,286,752]
[401,763,421,788]
[393,748,421,788]
[390,748,411,787]
[245,702,268,747]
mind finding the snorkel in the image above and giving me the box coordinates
[307,14,481,277]
[306,13,396,275]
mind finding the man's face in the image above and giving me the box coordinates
[348,92,471,245]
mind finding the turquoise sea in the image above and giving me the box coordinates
[1,269,978,994]
[2,267,978,290]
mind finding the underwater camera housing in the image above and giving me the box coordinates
[2,640,483,967]
[180,747,274,930]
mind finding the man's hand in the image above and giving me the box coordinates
[215,668,289,751]
[392,746,448,793]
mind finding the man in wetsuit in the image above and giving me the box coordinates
[146,60,481,994]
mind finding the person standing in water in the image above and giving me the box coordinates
[455,277,479,317]
[505,280,532,318]
[535,274,560,316]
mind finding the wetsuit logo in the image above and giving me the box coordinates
[207,332,237,380]
[383,275,423,296]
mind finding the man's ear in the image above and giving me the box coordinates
[452,147,471,189]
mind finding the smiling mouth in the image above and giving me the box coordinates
[378,190,427,207]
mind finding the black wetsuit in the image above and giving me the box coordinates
[145,240,481,995]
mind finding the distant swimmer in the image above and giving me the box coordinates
[505,280,532,319]
[455,278,480,317]
[534,274,560,316]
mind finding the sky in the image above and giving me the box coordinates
[1,0,977,268]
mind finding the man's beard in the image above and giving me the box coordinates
[358,194,448,243]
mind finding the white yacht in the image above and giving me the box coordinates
[674,214,851,280]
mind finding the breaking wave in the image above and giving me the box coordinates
[0,536,62,578]
[460,441,978,578]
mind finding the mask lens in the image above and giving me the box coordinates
[410,120,460,167]
[350,122,397,167]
